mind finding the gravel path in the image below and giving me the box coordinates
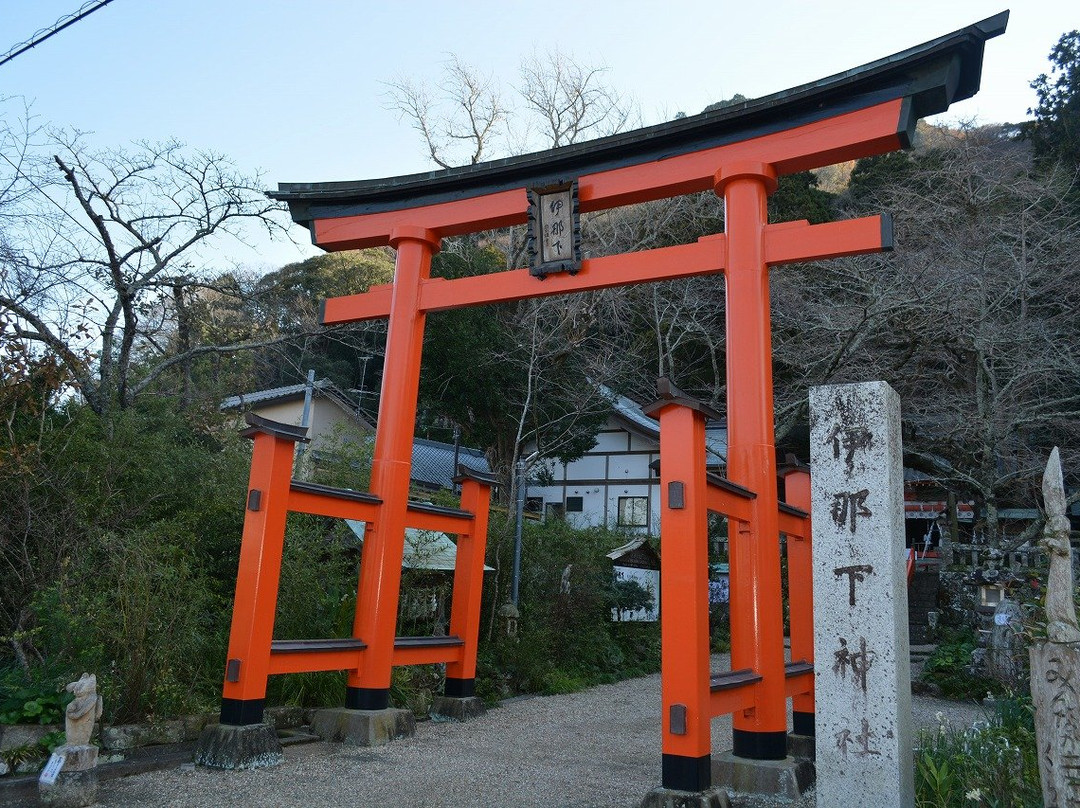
[97,660,988,808]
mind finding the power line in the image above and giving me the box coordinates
[0,0,117,69]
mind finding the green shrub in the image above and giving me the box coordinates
[914,693,1041,807]
[2,402,250,723]
[921,628,1003,700]
[32,521,226,722]
[264,514,358,709]
[0,668,70,725]
[479,521,661,699]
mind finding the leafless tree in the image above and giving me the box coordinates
[773,124,1080,545]
[385,50,637,168]
[517,50,636,148]
[0,129,307,418]
[385,56,507,169]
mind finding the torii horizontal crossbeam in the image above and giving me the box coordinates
[321,214,891,324]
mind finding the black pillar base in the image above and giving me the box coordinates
[444,677,476,698]
[792,711,815,737]
[345,686,389,710]
[732,729,787,760]
[662,753,711,791]
[219,697,265,726]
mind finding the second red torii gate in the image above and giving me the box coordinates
[215,11,1006,795]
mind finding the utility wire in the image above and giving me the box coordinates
[0,0,117,69]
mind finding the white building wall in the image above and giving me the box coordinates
[525,417,662,535]
[608,453,651,479]
[565,454,607,481]
[593,431,630,452]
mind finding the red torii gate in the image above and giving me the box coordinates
[211,12,1005,795]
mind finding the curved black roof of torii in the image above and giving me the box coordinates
[272,11,1007,227]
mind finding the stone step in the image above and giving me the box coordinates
[278,727,322,747]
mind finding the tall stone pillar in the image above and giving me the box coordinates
[810,382,913,808]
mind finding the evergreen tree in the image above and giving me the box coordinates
[1025,30,1080,172]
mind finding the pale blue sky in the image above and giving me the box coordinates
[1,1,1073,269]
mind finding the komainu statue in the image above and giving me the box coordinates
[64,673,103,747]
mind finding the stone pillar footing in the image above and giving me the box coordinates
[194,722,284,770]
[639,786,732,808]
[430,695,486,723]
[38,768,98,808]
[712,752,814,802]
[786,733,815,762]
[311,707,415,746]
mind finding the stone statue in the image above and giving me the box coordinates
[1031,448,1080,807]
[64,673,103,747]
[1040,447,1080,644]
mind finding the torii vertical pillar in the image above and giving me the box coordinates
[716,162,788,759]
[347,226,441,710]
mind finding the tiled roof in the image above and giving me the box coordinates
[601,384,727,464]
[411,438,491,490]
[220,379,373,429]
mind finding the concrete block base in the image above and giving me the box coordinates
[785,733,815,762]
[429,695,486,723]
[639,785,732,808]
[712,753,814,802]
[311,707,415,746]
[38,768,98,808]
[193,723,284,770]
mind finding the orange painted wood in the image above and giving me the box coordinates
[705,485,755,523]
[268,647,366,676]
[405,505,475,534]
[287,488,381,522]
[310,100,904,250]
[784,469,815,718]
[777,509,809,540]
[721,167,789,742]
[785,669,814,699]
[709,682,759,718]
[322,284,393,324]
[319,216,887,327]
[314,189,525,251]
[221,432,297,703]
[764,216,889,265]
[418,237,726,314]
[322,237,726,325]
[583,102,903,211]
[318,216,886,326]
[446,478,493,682]
[657,403,713,762]
[349,228,440,695]
[391,642,465,667]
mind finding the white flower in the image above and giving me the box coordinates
[966,788,982,802]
